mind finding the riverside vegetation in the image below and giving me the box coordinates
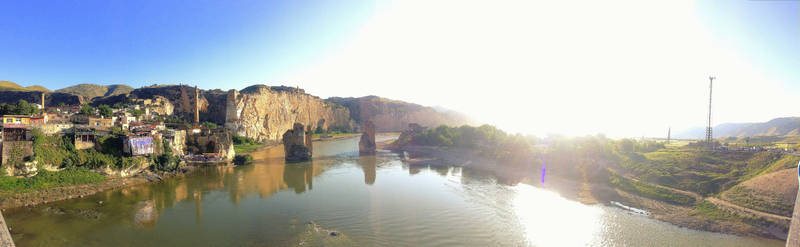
[393,124,800,239]
[0,128,182,196]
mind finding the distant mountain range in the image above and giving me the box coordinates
[55,84,134,99]
[675,117,800,139]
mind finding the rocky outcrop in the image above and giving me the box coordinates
[283,123,312,162]
[327,96,475,132]
[391,123,427,149]
[359,120,376,154]
[94,157,151,177]
[225,85,354,142]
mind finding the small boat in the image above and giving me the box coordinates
[611,201,651,216]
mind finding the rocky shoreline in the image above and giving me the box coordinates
[388,144,787,241]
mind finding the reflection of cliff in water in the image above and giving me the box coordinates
[283,163,315,193]
[357,155,377,185]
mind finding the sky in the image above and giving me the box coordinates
[1,0,798,138]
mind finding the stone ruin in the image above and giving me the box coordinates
[391,123,427,149]
[359,120,376,155]
[283,123,313,162]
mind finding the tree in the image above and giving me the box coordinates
[80,104,95,115]
[97,105,113,117]
[129,109,143,117]
[203,122,217,129]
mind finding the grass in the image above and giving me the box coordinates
[0,168,106,193]
[723,186,794,216]
[618,146,787,196]
[234,143,262,153]
[608,169,696,206]
[690,200,785,230]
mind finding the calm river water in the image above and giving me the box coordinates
[3,136,784,246]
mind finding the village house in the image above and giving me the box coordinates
[2,115,31,126]
[88,117,113,130]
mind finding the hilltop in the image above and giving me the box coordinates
[0,81,50,92]
[676,117,800,139]
[55,83,134,99]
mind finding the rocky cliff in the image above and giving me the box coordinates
[327,96,475,132]
[225,85,354,142]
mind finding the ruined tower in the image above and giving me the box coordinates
[224,89,239,128]
[194,85,200,124]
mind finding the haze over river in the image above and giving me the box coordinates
[4,136,783,246]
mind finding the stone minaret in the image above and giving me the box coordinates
[41,92,45,109]
[194,86,200,124]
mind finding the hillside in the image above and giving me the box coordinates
[0,81,49,92]
[676,117,800,139]
[55,83,134,99]
[327,95,476,132]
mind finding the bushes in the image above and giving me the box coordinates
[233,135,261,153]
[232,135,256,145]
[233,154,254,166]
[151,139,179,172]
[0,168,106,193]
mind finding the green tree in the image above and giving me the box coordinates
[203,122,217,129]
[97,105,113,117]
[80,104,95,115]
[129,109,143,117]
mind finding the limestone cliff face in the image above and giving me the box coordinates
[327,96,476,132]
[225,85,354,142]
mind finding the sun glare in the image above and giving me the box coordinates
[513,184,603,246]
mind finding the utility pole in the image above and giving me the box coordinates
[667,127,671,144]
[706,76,715,149]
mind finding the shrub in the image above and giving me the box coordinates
[234,154,254,166]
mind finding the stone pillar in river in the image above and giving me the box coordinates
[359,120,376,155]
[283,123,312,162]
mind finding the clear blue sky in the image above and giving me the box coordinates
[1,1,798,137]
[0,0,377,90]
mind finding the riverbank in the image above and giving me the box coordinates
[0,166,198,210]
[388,144,790,241]
[1,134,369,210]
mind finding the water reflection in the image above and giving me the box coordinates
[4,136,785,247]
[284,163,315,193]
[357,155,377,185]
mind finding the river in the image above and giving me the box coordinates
[3,136,784,246]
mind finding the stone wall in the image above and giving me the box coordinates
[36,123,74,135]
[1,141,34,176]
[186,132,235,160]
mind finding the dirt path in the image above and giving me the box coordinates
[624,175,704,202]
[624,175,791,223]
[707,197,791,221]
